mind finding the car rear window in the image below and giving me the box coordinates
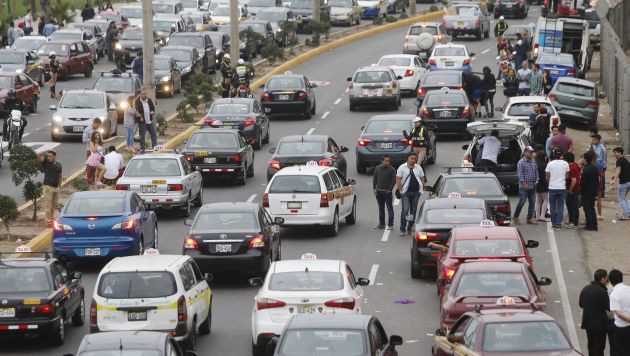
[50,32,81,41]
[556,83,594,97]
[433,47,466,56]
[266,77,304,90]
[506,103,554,116]
[92,77,133,92]
[124,158,181,177]
[455,272,529,297]
[64,197,126,216]
[364,120,411,134]
[0,52,25,64]
[98,272,177,298]
[425,209,484,224]
[193,212,258,230]
[538,54,574,67]
[80,351,160,356]
[188,132,238,149]
[354,71,392,83]
[279,330,366,356]
[424,93,467,106]
[269,175,321,194]
[423,74,460,87]
[277,141,324,155]
[37,43,70,56]
[409,26,437,35]
[483,321,571,352]
[0,267,50,293]
[439,177,504,197]
[269,271,343,291]
[453,239,522,257]
[210,103,250,115]
[378,57,411,67]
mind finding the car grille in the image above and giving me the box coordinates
[67,117,91,121]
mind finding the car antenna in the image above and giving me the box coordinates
[304,267,309,273]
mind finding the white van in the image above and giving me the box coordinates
[153,0,185,15]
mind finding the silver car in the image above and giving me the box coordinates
[49,90,118,141]
[116,153,203,217]
[402,22,451,59]
[49,29,101,63]
[549,77,600,125]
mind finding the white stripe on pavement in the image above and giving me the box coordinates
[321,111,330,119]
[481,48,490,54]
[246,194,257,203]
[368,264,379,285]
[334,98,342,105]
[306,128,316,135]
[381,229,391,242]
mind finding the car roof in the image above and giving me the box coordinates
[554,77,596,87]
[435,42,466,48]
[258,7,288,12]
[16,35,47,40]
[104,254,188,272]
[268,73,304,79]
[281,134,327,142]
[195,127,240,134]
[274,165,331,176]
[506,95,553,104]
[0,48,28,54]
[424,70,462,77]
[212,97,255,105]
[451,226,520,240]
[129,153,183,160]
[440,170,495,178]
[424,89,467,97]
[63,89,106,96]
[154,55,173,61]
[357,65,391,72]
[424,197,486,209]
[70,190,128,199]
[287,314,372,329]
[199,202,259,213]
[46,39,80,44]
[411,21,440,26]
[459,260,526,273]
[380,54,416,59]
[80,331,167,351]
[121,3,144,8]
[368,114,413,121]
[272,259,343,273]
[172,32,204,36]
[0,257,52,267]
[54,28,83,33]
[161,45,196,52]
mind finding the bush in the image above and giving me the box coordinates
[183,73,214,94]
[305,20,331,47]
[156,112,168,136]
[176,101,194,123]
[430,5,439,11]
[261,43,284,65]
[72,178,90,191]
[186,94,201,113]
[8,145,43,221]
[0,195,19,238]
[373,16,384,25]
[400,12,409,19]
[197,82,215,110]
[385,15,397,23]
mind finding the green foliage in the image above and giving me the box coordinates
[176,101,194,123]
[240,28,264,42]
[71,178,91,191]
[261,43,284,65]
[0,195,19,237]
[156,112,167,136]
[8,145,43,221]
[305,20,331,47]
[197,82,215,109]
[373,16,384,25]
[186,93,201,113]
[182,73,215,111]
[400,12,409,19]
[385,15,397,23]
[183,72,214,94]
[47,1,76,25]
[430,5,440,11]
[280,21,298,46]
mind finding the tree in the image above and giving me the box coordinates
[47,1,76,25]
[305,21,331,47]
[8,145,43,221]
[0,195,19,238]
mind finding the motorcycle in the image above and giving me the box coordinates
[6,110,22,150]
[237,84,251,98]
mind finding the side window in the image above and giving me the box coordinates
[260,208,272,226]
[184,262,198,286]
[19,74,32,86]
[50,267,64,289]
[253,102,261,114]
[374,320,389,349]
[180,158,192,175]
[368,321,384,351]
[130,195,140,213]
[333,170,348,186]
[191,260,204,282]
[463,318,479,348]
[263,210,275,226]
[239,135,247,148]
[329,171,342,190]
[345,265,357,289]
[328,139,340,154]
[134,195,146,212]
[451,316,472,336]
[323,172,334,191]
[179,267,194,291]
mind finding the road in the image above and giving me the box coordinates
[2,5,592,355]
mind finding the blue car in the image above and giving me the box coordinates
[536,52,577,85]
[52,191,158,262]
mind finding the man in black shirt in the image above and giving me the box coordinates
[372,155,396,230]
[579,269,610,356]
[611,147,630,220]
[581,150,599,231]
[38,150,62,222]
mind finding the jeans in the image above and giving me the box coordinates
[535,191,549,220]
[618,182,630,218]
[582,191,598,230]
[565,191,580,226]
[517,87,531,96]
[400,191,421,232]
[514,187,536,219]
[139,121,158,152]
[549,189,566,226]
[376,190,394,227]
[125,127,135,148]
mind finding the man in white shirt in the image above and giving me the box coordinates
[609,269,630,355]
[102,146,124,184]
[134,88,157,154]
[516,59,532,96]
[396,153,425,236]
[545,147,570,230]
[477,129,501,168]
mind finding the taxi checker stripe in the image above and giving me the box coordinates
[0,325,38,330]
[202,169,235,172]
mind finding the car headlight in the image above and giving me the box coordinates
[119,101,128,110]
[182,66,192,74]
[53,115,63,122]
[161,76,171,82]
[15,68,23,73]
[98,116,106,121]
[115,43,122,50]
[215,48,221,55]
[276,28,282,33]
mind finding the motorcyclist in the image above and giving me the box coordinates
[494,16,508,37]
[234,58,251,96]
[402,117,432,166]
[219,54,234,98]
[2,89,27,143]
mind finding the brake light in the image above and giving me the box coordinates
[441,18,445,26]
[90,299,97,327]
[177,296,187,322]
[445,267,456,281]
[400,138,413,145]
[263,193,269,208]
[548,93,557,101]
[428,59,436,66]
[115,184,129,190]
[462,105,471,117]
[457,87,464,91]
[257,297,286,310]
[463,58,471,65]
[320,193,329,208]
[52,221,73,231]
[495,204,511,215]
[552,116,559,126]
[475,19,480,27]
[36,304,55,314]
[296,91,307,101]
[391,81,397,89]
[168,184,184,191]
[533,44,539,60]
[249,235,265,249]
[243,117,256,127]
[261,92,271,101]
[417,87,425,96]
[184,237,199,250]
[589,100,599,108]
[349,82,353,89]
[229,155,241,163]
[325,297,356,310]
[420,106,430,119]
[437,35,443,42]
[567,69,577,76]
[116,219,138,230]
[268,159,281,170]
[416,231,440,241]
[463,155,470,162]
[318,158,333,166]
[405,69,414,77]
[185,155,192,162]
[358,138,372,147]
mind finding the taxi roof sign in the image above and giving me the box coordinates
[15,245,32,253]
[480,219,495,228]
[284,71,293,75]
[461,161,474,168]
[144,248,160,256]
[496,296,515,306]
[448,192,461,198]
[301,253,317,260]
[305,161,319,167]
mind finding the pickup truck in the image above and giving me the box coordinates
[442,4,491,40]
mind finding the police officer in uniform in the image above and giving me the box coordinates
[2,89,26,142]
[494,16,508,37]
[219,54,233,98]
[233,58,252,96]
[403,117,432,167]
[48,51,61,99]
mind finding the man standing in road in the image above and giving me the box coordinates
[82,118,102,185]
[581,150,599,231]
[373,155,396,230]
[579,269,610,356]
[545,147,569,230]
[102,145,124,186]
[591,134,607,220]
[550,124,573,153]
[546,125,559,158]
[516,60,532,96]
[610,147,630,220]
[477,129,501,168]
[396,153,425,236]
[132,51,143,80]
[81,2,96,22]
[37,150,62,222]
[135,89,157,154]
[513,146,538,225]
[530,64,544,96]
[609,269,630,355]
[565,152,581,229]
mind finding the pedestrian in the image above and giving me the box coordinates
[37,150,62,222]
[132,51,143,79]
[590,126,605,146]
[503,68,518,98]
[106,1,114,10]
[87,131,107,188]
[516,60,532,96]
[477,129,501,168]
[40,0,49,13]
[530,64,544,96]
[531,106,551,146]
[513,146,539,225]
[581,150,599,231]
[402,117,432,167]
[6,21,15,47]
[534,145,550,221]
[481,66,496,117]
[37,16,46,36]
[373,155,396,230]
[545,147,569,230]
[81,2,96,22]
[513,34,527,68]
[579,269,610,356]
[609,269,630,356]
[546,125,559,158]
[123,95,139,152]
[105,21,117,61]
[46,51,61,99]
[98,3,105,13]
[591,134,607,220]
[550,123,573,153]
[543,69,554,95]
[610,147,630,220]
[102,145,124,186]
[23,9,33,35]
[494,16,508,37]
[463,72,483,117]
[522,29,532,62]
[82,118,102,185]
[135,88,158,153]
[565,152,581,228]
[42,18,57,37]
[396,153,425,236]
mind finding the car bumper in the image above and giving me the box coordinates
[494,5,527,17]
[361,7,380,18]
[445,28,481,36]
[139,193,189,207]
[423,118,471,134]
[265,208,335,226]
[552,104,598,124]
[253,319,285,346]
[193,163,244,175]
[156,81,174,94]
[262,101,308,115]
[399,77,420,91]
[53,236,138,261]
[412,246,440,268]
[185,249,267,273]
[356,147,411,168]
[0,315,62,335]
[330,15,353,24]
[349,95,397,105]
[428,65,472,73]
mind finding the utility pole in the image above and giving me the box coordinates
[312,0,320,22]
[229,0,239,62]
[410,0,416,16]
[141,0,155,100]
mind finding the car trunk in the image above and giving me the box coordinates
[269,89,302,101]
[188,151,239,165]
[428,106,464,119]
[97,297,177,332]
[274,155,325,168]
[205,115,250,130]
[124,178,178,196]
[0,292,51,322]
[265,291,348,323]
[361,133,408,153]
[433,57,465,70]
[194,230,254,255]
[553,83,594,109]
[267,192,321,215]
[59,215,125,236]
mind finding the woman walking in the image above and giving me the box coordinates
[87,131,106,188]
[503,68,518,98]
[481,66,496,118]
[535,144,550,221]
[123,95,139,153]
[543,69,553,96]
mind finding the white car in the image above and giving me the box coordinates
[250,254,370,355]
[91,252,212,351]
[497,96,561,131]
[347,65,402,111]
[263,164,357,237]
[10,35,47,52]
[402,22,451,58]
[377,54,427,95]
[427,43,474,73]
[50,90,118,141]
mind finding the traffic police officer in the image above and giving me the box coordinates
[494,16,509,37]
[403,117,432,166]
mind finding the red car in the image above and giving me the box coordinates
[435,226,539,297]
[0,72,41,113]
[37,40,94,80]
[439,261,552,329]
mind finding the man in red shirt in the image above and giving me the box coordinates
[550,124,574,154]
[565,152,581,228]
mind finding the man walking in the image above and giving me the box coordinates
[565,152,581,228]
[546,125,559,158]
[579,269,610,356]
[550,124,574,153]
[609,269,630,355]
[37,150,62,222]
[516,60,532,96]
[477,129,501,168]
[135,89,157,153]
[591,134,607,220]
[82,118,102,185]
[530,64,544,95]
[513,146,538,225]
[6,21,15,47]
[545,147,569,230]
[581,150,600,231]
[373,155,396,230]
[81,2,96,22]
[396,153,425,236]
[132,51,143,80]
[610,147,630,220]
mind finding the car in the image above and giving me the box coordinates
[115,152,203,217]
[180,128,255,185]
[403,22,452,59]
[158,46,201,82]
[95,12,129,29]
[181,15,198,32]
[152,0,185,15]
[585,8,600,47]
[117,28,163,66]
[205,31,229,65]
[429,168,512,225]
[154,54,183,98]
[500,23,535,42]
[254,8,298,47]
[417,70,463,103]
[90,70,143,123]
[377,54,426,95]
[264,165,356,236]
[357,0,387,19]
[536,52,578,84]
[248,0,283,16]
[49,29,100,63]
[153,16,186,41]
[216,24,259,60]
[183,202,282,276]
[168,32,217,74]
[249,254,369,355]
[289,0,331,32]
[66,22,106,58]
[347,65,401,111]
[242,20,276,52]
[268,135,349,180]
[49,89,118,141]
[410,197,490,279]
[442,3,491,40]
[386,0,407,14]
[419,87,474,136]
[493,0,528,19]
[328,0,361,26]
[85,19,110,34]
[0,72,40,114]
[72,331,196,356]
[118,4,154,27]
[182,0,202,11]
[427,43,474,73]
[202,97,271,150]
[91,253,211,351]
[496,95,561,130]
[212,5,249,25]
[548,77,599,125]
[37,40,94,80]
[159,14,191,33]
[267,314,403,356]
[432,303,581,355]
[182,11,214,31]
[10,35,47,52]
[0,248,85,345]
[260,72,317,119]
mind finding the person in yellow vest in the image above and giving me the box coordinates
[403,117,432,167]
[494,16,508,37]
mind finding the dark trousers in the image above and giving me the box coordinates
[566,191,580,226]
[586,331,607,356]
[479,159,496,168]
[400,191,421,233]
[582,191,598,230]
[86,149,95,185]
[514,186,536,219]
[614,325,630,356]
[608,320,617,356]
[376,190,394,227]
[139,121,158,152]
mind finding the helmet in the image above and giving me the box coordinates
[413,116,422,123]
[499,16,505,20]
[238,58,245,65]
[48,51,56,57]
[7,89,17,98]
[224,54,231,60]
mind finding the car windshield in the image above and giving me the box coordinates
[538,54,574,67]
[153,3,175,13]
[556,83,594,97]
[64,197,125,216]
[0,267,50,293]
[0,77,12,89]
[12,37,47,51]
[354,70,392,83]
[37,43,69,56]
[51,32,81,41]
[507,102,554,116]
[425,93,467,106]
[378,57,411,67]
[439,177,504,197]
[453,239,522,257]
[98,272,177,298]
[425,208,484,224]
[59,93,104,109]
[124,158,181,177]
[210,103,250,115]
[290,0,311,8]
[187,132,238,149]
[455,6,476,15]
[455,272,529,296]
[329,0,353,6]
[160,48,192,62]
[269,271,343,291]
[0,52,25,64]
[213,6,231,15]
[434,47,466,56]
[277,141,324,155]
[154,20,177,31]
[183,0,199,7]
[266,77,304,90]
[483,321,572,352]
[154,58,171,70]
[249,0,275,5]
[120,7,143,17]
[279,330,366,356]
[92,77,133,93]
[169,36,204,48]
[423,74,459,86]
[121,30,143,40]
[364,120,410,134]
[256,10,285,21]
[193,212,258,230]
[409,26,437,35]
[269,175,321,193]
[78,351,160,356]
[502,26,528,39]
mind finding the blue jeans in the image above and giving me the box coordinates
[618,182,630,218]
[514,187,536,219]
[400,191,421,232]
[517,87,531,96]
[139,121,158,152]
[125,127,135,148]
[549,189,566,226]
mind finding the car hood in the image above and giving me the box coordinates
[466,121,525,137]
[120,39,143,48]
[292,8,314,16]
[155,69,173,78]
[56,107,107,118]
[0,63,26,72]
[331,6,353,14]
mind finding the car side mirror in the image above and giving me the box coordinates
[346,77,352,82]
[274,217,285,225]
[184,218,194,226]
[72,271,82,279]
[248,277,263,287]
[435,327,447,337]
[340,146,349,152]
[356,277,369,286]
[526,240,539,248]
[49,105,57,111]
[360,125,365,130]
[265,336,279,356]
[347,178,356,186]
[268,147,276,154]
[461,144,469,150]
[539,277,552,286]
[470,52,476,57]
[57,204,64,212]
[204,273,213,283]
[396,75,403,80]
[389,335,403,346]
[447,334,463,344]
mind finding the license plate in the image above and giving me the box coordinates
[0,308,15,318]
[73,126,84,132]
[445,61,454,66]
[204,157,216,163]
[297,304,317,314]
[279,94,290,100]
[85,248,101,256]
[142,185,157,193]
[287,201,302,209]
[440,111,452,117]
[380,142,393,149]
[127,311,147,321]
[194,151,208,156]
[419,52,427,58]
[506,3,513,7]
[550,70,559,74]
[457,21,465,26]
[215,244,232,253]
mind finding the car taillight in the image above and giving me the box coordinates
[445,267,456,281]
[589,100,599,108]
[244,117,256,127]
[428,59,436,66]
[358,138,372,147]
[391,81,397,89]
[114,219,137,230]
[416,231,440,241]
[475,19,480,27]
[462,105,471,117]
[567,69,577,76]
[441,18,445,26]
[420,106,430,119]
[417,87,425,96]
[36,304,55,314]
[405,69,414,77]
[325,297,356,310]
[249,235,265,249]
[257,297,286,310]
[229,155,241,163]
[90,299,97,327]
[400,138,413,145]
[296,91,307,101]
[177,296,187,322]
[261,92,271,101]
[457,87,464,91]
[268,159,281,170]
[168,184,184,191]
[319,158,332,166]
[552,116,559,126]
[52,221,73,232]
[533,44,539,60]
[349,82,353,89]
[184,237,199,250]
[495,204,511,215]
[548,93,557,101]
[115,184,129,190]
[463,58,471,65]
[263,193,269,208]
[185,155,192,161]
[437,35,443,42]
[320,193,329,208]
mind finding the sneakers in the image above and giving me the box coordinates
[597,215,604,220]
[513,217,521,225]
[386,226,393,230]
[527,219,539,225]
[552,225,563,230]
[564,223,576,229]
[399,231,407,237]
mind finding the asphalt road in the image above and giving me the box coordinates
[2,5,592,355]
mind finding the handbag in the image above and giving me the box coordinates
[395,167,413,199]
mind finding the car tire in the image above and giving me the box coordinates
[356,161,367,174]
[84,66,93,78]
[411,263,422,279]
[51,133,60,142]
[181,195,192,217]
[238,166,247,185]
[31,97,38,113]
[345,199,357,225]
[476,29,482,40]
[326,210,339,237]
[194,187,204,207]
[253,130,263,150]
[252,341,265,356]
[304,105,312,119]
[71,298,85,326]
[38,72,44,86]
[246,160,255,178]
[49,318,65,346]
[183,321,198,351]
[199,308,211,335]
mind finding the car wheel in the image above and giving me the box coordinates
[238,166,247,185]
[345,199,357,225]
[30,97,38,113]
[199,308,211,335]
[168,82,175,98]
[356,161,367,174]
[252,341,265,356]
[304,105,312,119]
[356,16,360,25]
[181,195,192,217]
[176,79,182,93]
[253,130,263,150]
[194,187,204,207]
[49,317,65,346]
[349,102,356,111]
[38,72,44,86]
[476,29,482,40]
[411,263,422,279]
[71,298,85,326]
[326,210,339,237]
[183,321,198,351]
[246,160,255,178]
[84,66,93,78]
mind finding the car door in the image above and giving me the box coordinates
[180,157,200,199]
[54,261,83,314]
[327,170,346,215]
[258,208,274,254]
[177,263,199,329]
[67,43,80,74]
[184,260,208,327]
[433,315,472,355]
[253,100,268,136]
[368,319,388,355]
[131,193,154,247]
[15,74,32,106]
[327,138,347,174]
[262,208,280,250]
[170,59,182,86]
[333,169,353,216]
[345,264,365,311]
[80,42,92,71]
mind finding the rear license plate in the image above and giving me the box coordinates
[129,51,136,57]
[550,70,559,74]
[127,311,147,321]
[440,111,452,117]
[298,304,317,314]
[215,244,232,253]
[445,61,454,66]
[419,52,427,58]
[457,21,465,26]
[380,142,393,149]
[73,126,84,132]
[279,94,290,100]
[142,185,157,193]
[85,248,101,256]
[0,308,15,318]
[506,3,513,7]
[287,201,302,209]
[204,157,216,163]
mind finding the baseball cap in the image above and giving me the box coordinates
[524,146,535,152]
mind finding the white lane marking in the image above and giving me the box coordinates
[393,197,400,206]
[471,57,477,61]
[334,98,342,105]
[368,264,379,286]
[322,111,330,119]
[381,228,391,242]
[306,127,316,135]
[246,194,257,203]
[344,88,349,93]
[22,133,30,138]
[547,221,581,351]
[481,48,490,54]
[46,123,51,126]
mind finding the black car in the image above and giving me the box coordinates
[242,20,276,51]
[255,8,298,47]
[419,88,473,136]
[247,0,283,16]
[216,25,259,60]
[181,128,255,185]
[203,98,271,150]
[67,22,105,58]
[428,168,511,226]
[417,70,463,103]
[410,197,490,278]
[158,46,201,82]
[493,0,528,19]
[267,134,348,180]
[0,252,85,345]
[73,331,197,356]
[261,73,317,119]
[183,202,282,276]
[289,0,331,33]
[167,32,217,73]
[91,70,143,123]
[205,31,230,66]
[117,28,162,66]
[154,55,182,98]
